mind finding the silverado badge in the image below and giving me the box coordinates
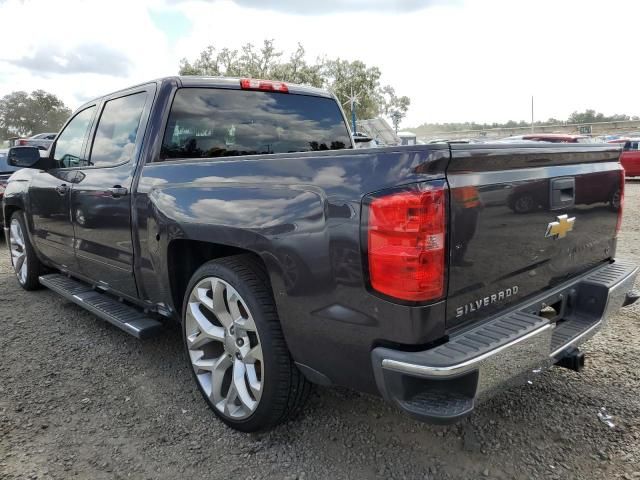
[455,286,520,318]
[545,214,575,239]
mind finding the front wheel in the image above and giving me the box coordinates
[9,211,43,290]
[182,254,311,432]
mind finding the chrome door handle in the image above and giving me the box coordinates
[55,184,68,195]
[108,186,128,198]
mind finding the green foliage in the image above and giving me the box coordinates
[410,110,639,136]
[567,109,630,124]
[0,90,71,139]
[179,40,410,128]
[180,40,325,88]
[379,85,410,131]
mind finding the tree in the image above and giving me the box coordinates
[378,85,410,132]
[568,109,630,124]
[409,109,639,137]
[179,40,324,87]
[320,58,383,120]
[179,40,410,128]
[0,90,71,139]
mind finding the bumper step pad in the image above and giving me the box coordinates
[399,391,475,423]
[39,274,163,339]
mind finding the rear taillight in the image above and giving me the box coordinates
[616,169,625,237]
[18,139,27,146]
[240,78,289,93]
[366,181,447,302]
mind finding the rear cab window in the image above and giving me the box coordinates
[160,88,352,161]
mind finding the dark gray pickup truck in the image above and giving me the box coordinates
[3,76,638,432]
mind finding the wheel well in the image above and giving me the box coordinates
[3,205,20,228]
[166,240,267,318]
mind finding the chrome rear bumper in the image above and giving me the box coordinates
[371,259,639,423]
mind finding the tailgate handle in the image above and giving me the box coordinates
[550,177,575,209]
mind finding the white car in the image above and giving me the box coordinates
[15,132,57,150]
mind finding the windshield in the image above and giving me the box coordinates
[0,151,19,174]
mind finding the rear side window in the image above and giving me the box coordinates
[160,88,351,161]
[89,92,147,167]
[53,106,95,168]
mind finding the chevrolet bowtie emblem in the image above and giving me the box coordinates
[545,214,576,239]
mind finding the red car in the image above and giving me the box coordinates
[608,138,640,177]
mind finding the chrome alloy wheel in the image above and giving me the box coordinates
[185,276,263,419]
[9,218,27,284]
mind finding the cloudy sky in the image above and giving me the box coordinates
[0,0,638,127]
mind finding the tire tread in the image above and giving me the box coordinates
[9,211,43,291]
[184,253,312,431]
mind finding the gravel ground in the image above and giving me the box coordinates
[1,183,640,480]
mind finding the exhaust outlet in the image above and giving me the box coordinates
[556,348,585,372]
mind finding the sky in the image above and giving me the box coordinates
[0,0,638,127]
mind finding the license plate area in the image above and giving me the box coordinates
[522,288,575,325]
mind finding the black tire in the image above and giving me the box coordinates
[512,194,536,214]
[8,210,43,290]
[182,254,311,432]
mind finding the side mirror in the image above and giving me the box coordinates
[7,146,42,168]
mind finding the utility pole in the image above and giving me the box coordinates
[531,95,534,133]
[351,99,357,134]
[344,88,359,134]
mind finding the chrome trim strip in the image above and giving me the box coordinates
[382,323,553,377]
[601,265,639,317]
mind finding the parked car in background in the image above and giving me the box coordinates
[397,131,417,145]
[426,138,479,144]
[0,149,19,224]
[608,138,640,177]
[352,131,377,148]
[15,132,57,150]
[500,133,593,143]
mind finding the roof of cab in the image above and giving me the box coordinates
[177,76,333,98]
[76,76,334,112]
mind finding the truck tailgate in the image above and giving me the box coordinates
[445,144,623,330]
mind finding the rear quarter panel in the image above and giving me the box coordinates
[134,147,449,392]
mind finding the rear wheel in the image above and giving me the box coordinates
[513,194,535,213]
[9,211,43,290]
[182,254,311,432]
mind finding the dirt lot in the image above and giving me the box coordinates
[1,183,640,480]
